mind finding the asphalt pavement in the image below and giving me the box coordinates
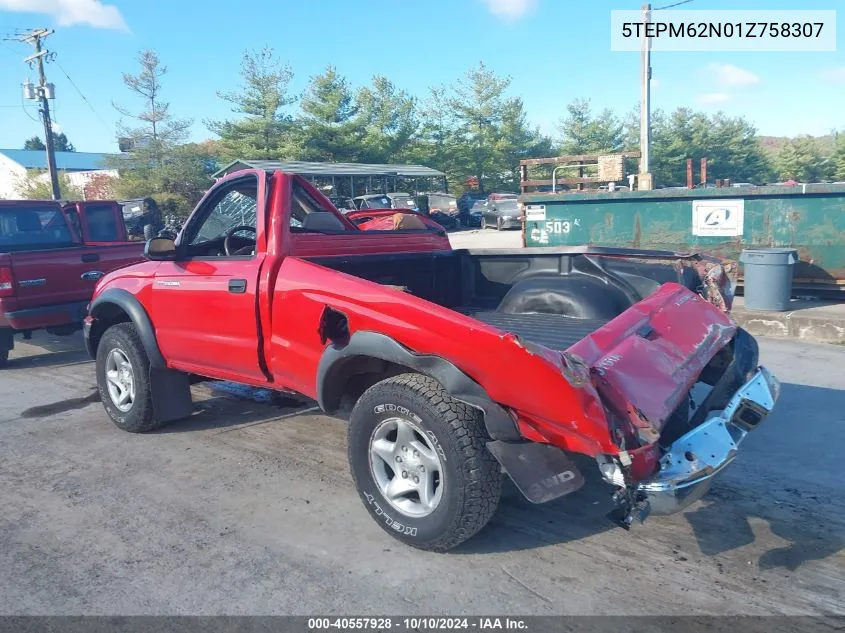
[0,326,843,616]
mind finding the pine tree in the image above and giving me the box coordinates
[206,47,297,160]
[296,66,362,162]
[776,136,834,182]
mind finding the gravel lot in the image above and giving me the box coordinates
[1,229,843,616]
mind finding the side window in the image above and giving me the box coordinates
[84,204,119,241]
[289,180,348,233]
[190,181,258,246]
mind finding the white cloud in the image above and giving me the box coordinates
[0,0,129,31]
[821,67,845,82]
[708,63,760,87]
[480,0,537,21]
[699,92,731,105]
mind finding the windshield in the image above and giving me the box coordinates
[391,195,414,208]
[364,196,392,209]
[0,206,76,249]
[192,186,258,244]
[495,200,519,212]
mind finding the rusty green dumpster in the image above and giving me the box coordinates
[520,184,845,298]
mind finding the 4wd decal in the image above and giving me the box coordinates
[364,492,417,536]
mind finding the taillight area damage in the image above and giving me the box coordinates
[638,366,780,513]
[496,283,779,531]
[694,260,735,313]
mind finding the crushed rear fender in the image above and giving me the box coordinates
[567,283,737,441]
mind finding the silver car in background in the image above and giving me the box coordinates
[482,195,520,230]
[386,192,418,211]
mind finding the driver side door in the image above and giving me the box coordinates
[152,173,267,383]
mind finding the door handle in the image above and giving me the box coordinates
[81,271,105,281]
[82,253,100,263]
[228,279,247,294]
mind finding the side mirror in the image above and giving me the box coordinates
[144,237,178,261]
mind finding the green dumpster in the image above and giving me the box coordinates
[521,184,845,298]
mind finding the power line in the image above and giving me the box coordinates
[53,58,112,132]
[653,0,695,10]
[0,40,19,58]
[20,91,39,122]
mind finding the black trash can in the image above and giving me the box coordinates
[739,248,798,312]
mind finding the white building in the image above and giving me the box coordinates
[0,149,118,199]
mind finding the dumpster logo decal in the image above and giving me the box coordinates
[692,199,745,236]
[525,205,547,222]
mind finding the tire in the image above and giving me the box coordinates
[348,373,502,552]
[496,217,503,231]
[96,322,160,433]
[0,349,8,369]
[481,216,487,230]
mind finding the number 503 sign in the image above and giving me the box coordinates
[528,219,580,245]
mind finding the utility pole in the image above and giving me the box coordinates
[638,3,654,191]
[19,28,61,200]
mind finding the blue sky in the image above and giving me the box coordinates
[0,0,842,152]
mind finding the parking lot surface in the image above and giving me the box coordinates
[1,328,843,616]
[448,227,522,250]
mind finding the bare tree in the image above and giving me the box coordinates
[113,49,192,163]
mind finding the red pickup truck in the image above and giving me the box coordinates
[0,199,144,366]
[84,168,780,551]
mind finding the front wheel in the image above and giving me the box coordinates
[96,322,160,433]
[348,373,502,552]
[481,216,487,230]
[0,349,8,368]
[496,217,503,231]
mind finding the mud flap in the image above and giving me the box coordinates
[150,368,194,423]
[0,328,13,352]
[487,441,585,504]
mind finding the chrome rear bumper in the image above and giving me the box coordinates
[638,367,780,515]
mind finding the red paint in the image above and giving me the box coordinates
[568,283,736,436]
[0,199,143,333]
[90,171,741,484]
[346,208,447,236]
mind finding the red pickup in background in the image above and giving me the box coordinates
[0,199,145,367]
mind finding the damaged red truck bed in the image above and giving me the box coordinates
[83,168,780,551]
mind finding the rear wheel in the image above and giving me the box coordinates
[481,216,487,230]
[348,373,502,552]
[496,217,503,231]
[0,350,8,368]
[96,322,160,433]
